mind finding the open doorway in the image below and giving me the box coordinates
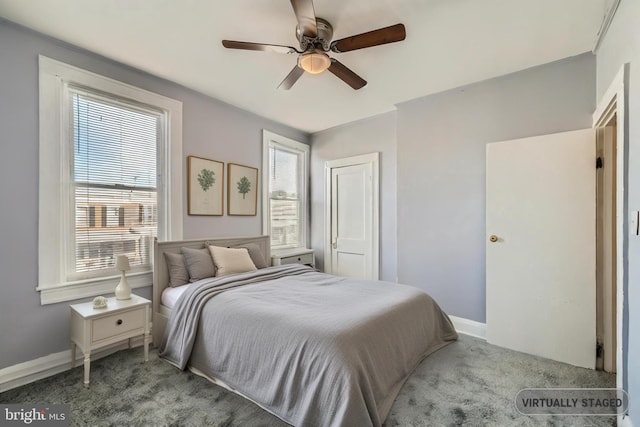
[595,116,617,373]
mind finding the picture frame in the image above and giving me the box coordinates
[187,156,224,216]
[227,163,258,216]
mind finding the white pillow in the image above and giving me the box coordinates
[208,245,257,277]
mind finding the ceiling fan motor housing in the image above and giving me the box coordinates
[297,17,333,51]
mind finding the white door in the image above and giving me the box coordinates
[486,128,596,369]
[325,153,379,279]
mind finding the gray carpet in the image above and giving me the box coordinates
[0,335,615,426]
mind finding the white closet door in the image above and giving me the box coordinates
[330,162,373,279]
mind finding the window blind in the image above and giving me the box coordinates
[70,90,159,279]
[269,145,302,249]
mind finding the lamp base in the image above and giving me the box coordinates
[115,274,131,300]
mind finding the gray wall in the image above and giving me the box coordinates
[0,20,308,369]
[596,0,640,417]
[310,112,397,282]
[395,53,596,323]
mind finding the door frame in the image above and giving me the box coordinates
[595,125,616,373]
[324,152,380,279]
[592,64,627,395]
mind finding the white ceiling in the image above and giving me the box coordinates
[0,0,608,133]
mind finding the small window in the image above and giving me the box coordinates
[262,131,309,251]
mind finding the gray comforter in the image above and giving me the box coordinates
[160,264,457,427]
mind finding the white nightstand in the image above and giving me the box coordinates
[70,294,151,385]
[271,248,315,268]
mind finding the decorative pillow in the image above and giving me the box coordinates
[164,252,190,287]
[209,245,257,277]
[181,247,216,282]
[239,243,269,269]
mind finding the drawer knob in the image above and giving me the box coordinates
[297,257,301,261]
[116,319,123,326]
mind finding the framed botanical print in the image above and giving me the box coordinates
[227,163,258,216]
[188,156,224,216]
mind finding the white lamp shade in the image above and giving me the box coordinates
[115,255,131,271]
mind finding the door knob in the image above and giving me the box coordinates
[489,235,498,243]
[332,241,337,249]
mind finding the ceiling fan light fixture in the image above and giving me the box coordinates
[299,51,331,74]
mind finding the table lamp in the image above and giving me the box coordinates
[115,255,132,300]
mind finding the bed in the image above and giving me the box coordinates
[153,236,457,427]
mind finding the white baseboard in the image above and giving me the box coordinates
[449,315,487,340]
[0,336,148,393]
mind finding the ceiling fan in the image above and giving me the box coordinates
[222,0,406,90]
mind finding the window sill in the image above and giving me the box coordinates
[37,271,152,305]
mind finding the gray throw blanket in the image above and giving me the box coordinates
[160,264,457,427]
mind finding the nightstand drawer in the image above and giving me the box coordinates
[92,308,145,343]
[279,252,314,265]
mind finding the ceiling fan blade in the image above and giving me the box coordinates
[277,66,305,90]
[290,0,317,38]
[328,59,367,90]
[330,23,406,53]
[222,40,300,55]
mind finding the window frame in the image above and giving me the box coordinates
[38,55,183,305]
[68,88,161,281]
[262,130,309,253]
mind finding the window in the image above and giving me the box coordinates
[38,56,183,304]
[71,91,158,280]
[262,131,309,251]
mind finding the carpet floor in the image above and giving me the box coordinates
[0,335,615,426]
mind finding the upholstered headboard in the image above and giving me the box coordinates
[152,235,270,345]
